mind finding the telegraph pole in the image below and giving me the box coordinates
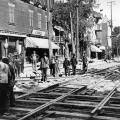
[107,1,115,37]
[70,12,75,54]
[47,0,52,59]
[107,1,115,57]
[76,0,79,60]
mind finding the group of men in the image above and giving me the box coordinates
[63,54,77,76]
[32,51,88,82]
[0,57,15,115]
[63,52,88,75]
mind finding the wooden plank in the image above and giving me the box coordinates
[10,107,33,112]
[54,102,120,112]
[28,98,53,101]
[16,83,60,99]
[46,111,120,120]
[16,99,45,104]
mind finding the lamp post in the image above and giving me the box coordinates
[4,39,8,57]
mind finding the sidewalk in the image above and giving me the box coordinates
[22,58,120,78]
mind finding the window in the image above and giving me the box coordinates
[29,10,33,27]
[8,3,15,24]
[45,16,47,30]
[38,13,41,28]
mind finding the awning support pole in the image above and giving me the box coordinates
[47,0,52,59]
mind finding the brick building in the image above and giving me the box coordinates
[0,0,56,59]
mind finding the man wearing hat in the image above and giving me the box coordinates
[70,54,77,75]
[40,53,49,82]
[63,57,70,76]
[49,56,56,77]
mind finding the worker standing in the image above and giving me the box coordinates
[2,57,16,107]
[0,57,11,115]
[70,54,77,75]
[40,53,49,82]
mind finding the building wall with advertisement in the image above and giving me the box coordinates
[0,0,53,57]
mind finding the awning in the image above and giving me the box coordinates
[99,46,105,50]
[91,45,102,52]
[54,26,64,31]
[26,37,59,49]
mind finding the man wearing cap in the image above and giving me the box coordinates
[0,57,11,115]
[31,51,39,71]
[70,54,77,75]
[50,56,56,77]
[40,53,49,82]
[63,57,70,76]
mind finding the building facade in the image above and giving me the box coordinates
[0,0,54,58]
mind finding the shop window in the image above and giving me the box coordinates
[29,10,33,27]
[8,3,15,24]
[38,13,41,29]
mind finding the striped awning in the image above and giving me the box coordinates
[91,45,102,52]
[25,37,59,49]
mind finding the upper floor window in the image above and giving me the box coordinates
[29,10,33,27]
[38,13,41,29]
[45,16,47,30]
[8,3,15,24]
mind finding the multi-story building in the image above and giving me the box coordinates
[0,0,57,59]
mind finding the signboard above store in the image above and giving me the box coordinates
[32,30,46,36]
[0,30,26,37]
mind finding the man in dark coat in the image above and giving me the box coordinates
[49,56,56,77]
[82,51,88,73]
[2,57,16,107]
[40,53,49,82]
[70,54,77,75]
[63,57,70,76]
[20,53,24,73]
[0,57,11,115]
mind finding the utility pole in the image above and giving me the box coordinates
[69,0,75,55]
[76,0,79,60]
[107,1,115,56]
[107,1,115,36]
[47,0,52,59]
[70,12,75,54]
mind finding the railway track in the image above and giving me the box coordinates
[1,65,120,119]
[2,84,120,120]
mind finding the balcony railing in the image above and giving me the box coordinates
[53,36,64,43]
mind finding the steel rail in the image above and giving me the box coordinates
[91,83,120,115]
[18,86,86,120]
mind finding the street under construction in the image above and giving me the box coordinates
[1,64,120,120]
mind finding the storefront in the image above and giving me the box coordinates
[90,45,102,59]
[0,31,26,58]
[25,36,59,63]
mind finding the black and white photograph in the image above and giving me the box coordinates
[0,0,120,119]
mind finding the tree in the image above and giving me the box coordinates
[52,0,96,72]
[52,0,95,51]
[52,0,94,32]
[112,26,120,56]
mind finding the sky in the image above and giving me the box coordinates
[98,0,120,27]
